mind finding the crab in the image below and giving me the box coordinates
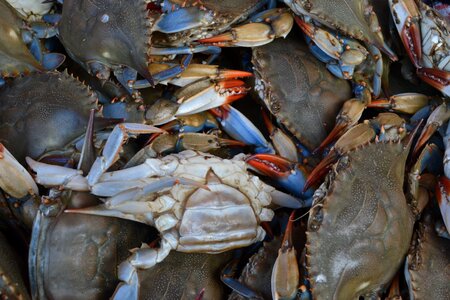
[0,0,64,84]
[389,0,450,96]
[252,34,352,152]
[29,189,156,300]
[0,71,98,164]
[302,115,433,298]
[26,120,307,299]
[404,210,450,300]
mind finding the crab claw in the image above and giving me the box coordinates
[0,144,39,198]
[314,99,366,154]
[262,111,298,162]
[412,103,450,158]
[436,176,450,234]
[367,93,429,114]
[305,123,376,191]
[246,154,312,199]
[295,16,342,60]
[417,68,450,97]
[272,211,299,300]
[178,132,246,151]
[145,63,253,87]
[389,0,422,67]
[87,123,166,187]
[198,9,293,47]
[210,105,274,154]
[175,79,248,117]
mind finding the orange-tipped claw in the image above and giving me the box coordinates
[303,151,338,192]
[219,69,253,79]
[283,211,295,247]
[401,22,422,68]
[217,137,246,148]
[294,16,314,38]
[436,176,450,206]
[198,32,234,45]
[367,99,391,109]
[246,153,294,178]
[412,123,437,159]
[314,123,347,155]
[418,68,450,96]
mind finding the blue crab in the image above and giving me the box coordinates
[26,119,308,299]
[303,114,433,298]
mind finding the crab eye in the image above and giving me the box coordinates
[100,14,109,23]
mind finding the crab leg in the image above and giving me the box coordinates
[367,93,429,114]
[174,79,248,117]
[114,231,179,300]
[87,123,165,186]
[26,157,88,191]
[135,63,252,88]
[210,105,274,154]
[262,110,298,161]
[412,102,450,158]
[272,211,299,300]
[305,123,376,191]
[389,0,422,68]
[0,144,39,198]
[198,9,293,47]
[247,154,313,200]
[314,99,366,154]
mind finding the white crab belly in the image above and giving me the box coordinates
[176,184,265,253]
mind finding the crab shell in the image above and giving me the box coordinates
[0,0,44,77]
[137,251,231,300]
[58,0,153,82]
[29,192,155,300]
[252,35,351,150]
[405,212,450,300]
[0,71,97,163]
[306,141,415,299]
[154,0,265,46]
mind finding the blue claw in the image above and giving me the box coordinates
[42,53,65,70]
[0,78,5,87]
[42,14,62,25]
[30,23,58,39]
[29,38,42,62]
[211,105,274,154]
[155,7,213,33]
[305,37,335,64]
[150,46,221,56]
[114,67,138,93]
[221,258,264,300]
[246,154,314,199]
[133,54,194,89]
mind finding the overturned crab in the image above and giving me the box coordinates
[26,121,305,299]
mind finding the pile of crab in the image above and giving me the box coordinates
[0,0,449,299]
